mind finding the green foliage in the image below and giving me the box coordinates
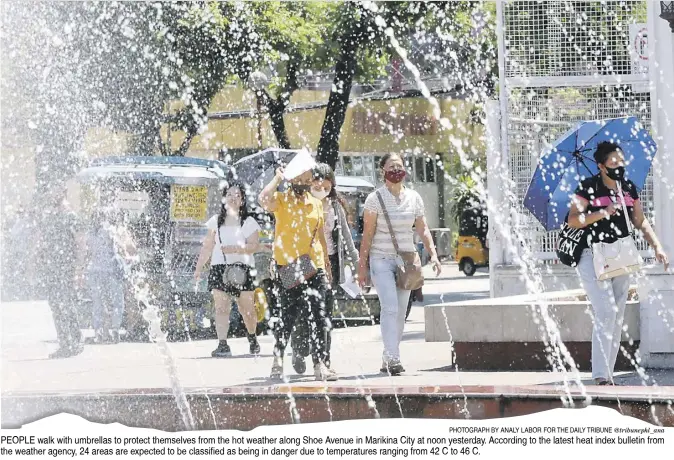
[4,1,259,159]
[3,0,498,177]
[449,174,484,231]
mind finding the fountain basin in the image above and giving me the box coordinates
[3,384,673,430]
[425,288,640,371]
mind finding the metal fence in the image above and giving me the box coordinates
[498,1,654,262]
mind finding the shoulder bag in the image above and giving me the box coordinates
[217,227,249,287]
[276,222,320,290]
[376,190,424,290]
[591,181,643,280]
[556,214,589,267]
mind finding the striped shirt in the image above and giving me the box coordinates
[364,186,425,255]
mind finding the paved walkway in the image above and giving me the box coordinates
[2,298,673,397]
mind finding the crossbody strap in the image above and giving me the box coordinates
[616,181,634,235]
[376,190,402,256]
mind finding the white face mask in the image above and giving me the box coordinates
[311,188,330,200]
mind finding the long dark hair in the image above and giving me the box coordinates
[217,181,250,229]
[313,163,346,208]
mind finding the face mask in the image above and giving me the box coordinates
[384,169,406,184]
[291,184,311,194]
[311,188,330,200]
[605,166,625,181]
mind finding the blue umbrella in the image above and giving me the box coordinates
[523,116,657,231]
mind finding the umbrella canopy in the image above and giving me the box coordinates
[231,148,316,208]
[523,116,657,231]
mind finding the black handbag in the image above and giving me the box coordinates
[556,213,589,267]
[217,227,249,288]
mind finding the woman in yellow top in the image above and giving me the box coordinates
[259,166,338,381]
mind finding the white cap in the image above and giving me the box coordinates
[283,150,316,180]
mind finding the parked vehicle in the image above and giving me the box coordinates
[455,207,489,276]
[75,156,247,340]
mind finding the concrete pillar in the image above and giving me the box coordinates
[638,2,674,368]
[485,99,505,298]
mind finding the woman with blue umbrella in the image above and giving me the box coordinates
[567,141,668,385]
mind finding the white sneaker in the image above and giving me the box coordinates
[314,363,339,381]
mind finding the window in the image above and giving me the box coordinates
[374,156,382,171]
[425,156,436,183]
[342,156,353,175]
[352,156,363,176]
[334,158,344,176]
[363,155,374,178]
[415,157,425,182]
[403,156,414,182]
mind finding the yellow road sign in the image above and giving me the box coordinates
[170,185,208,222]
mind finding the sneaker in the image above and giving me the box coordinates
[314,363,339,381]
[49,342,84,359]
[380,359,405,376]
[211,341,231,358]
[270,357,284,380]
[248,334,261,355]
[292,350,306,374]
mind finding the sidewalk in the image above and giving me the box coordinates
[2,299,672,394]
[421,260,489,280]
[2,299,674,429]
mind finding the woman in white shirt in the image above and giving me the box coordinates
[195,182,261,357]
[358,153,442,375]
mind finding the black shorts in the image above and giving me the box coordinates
[208,264,256,297]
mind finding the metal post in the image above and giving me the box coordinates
[485,99,503,298]
[495,0,512,267]
[256,96,263,149]
[638,0,674,368]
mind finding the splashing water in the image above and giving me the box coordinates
[379,12,591,407]
[108,223,196,430]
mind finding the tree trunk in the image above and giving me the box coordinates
[264,95,291,150]
[316,43,358,169]
[175,128,199,157]
[256,58,299,150]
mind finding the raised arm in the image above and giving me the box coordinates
[568,195,617,229]
[258,168,285,213]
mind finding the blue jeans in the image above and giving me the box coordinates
[576,249,631,381]
[87,271,125,331]
[370,254,411,362]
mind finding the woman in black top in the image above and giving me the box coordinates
[568,141,668,385]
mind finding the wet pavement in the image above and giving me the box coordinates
[2,293,672,395]
[2,266,673,428]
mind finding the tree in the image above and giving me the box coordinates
[1,0,260,191]
[242,1,497,170]
[243,2,333,150]
[82,1,259,156]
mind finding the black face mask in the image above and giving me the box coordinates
[291,184,310,194]
[605,166,625,181]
